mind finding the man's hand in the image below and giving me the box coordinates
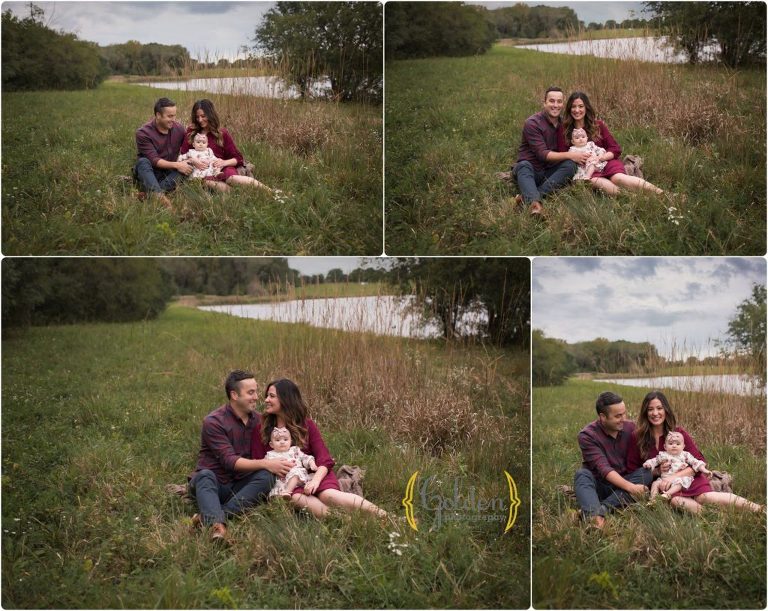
[626,483,648,497]
[570,149,592,165]
[189,158,208,170]
[176,161,194,176]
[267,459,295,478]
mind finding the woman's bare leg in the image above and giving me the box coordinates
[317,489,387,517]
[611,173,663,194]
[290,493,329,518]
[669,496,702,514]
[590,177,620,195]
[696,491,762,512]
[204,180,229,192]
[226,175,272,191]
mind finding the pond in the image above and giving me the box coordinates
[137,75,332,99]
[199,295,487,339]
[516,36,718,63]
[591,374,765,397]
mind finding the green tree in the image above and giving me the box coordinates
[2,7,107,90]
[532,330,576,386]
[253,2,382,102]
[2,259,172,327]
[644,2,766,67]
[393,258,529,346]
[386,2,497,60]
[723,283,766,376]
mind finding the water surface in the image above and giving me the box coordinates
[516,36,718,63]
[137,76,332,99]
[200,295,487,339]
[592,374,764,396]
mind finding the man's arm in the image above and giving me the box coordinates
[234,457,293,477]
[547,149,592,164]
[156,158,194,175]
[604,470,646,495]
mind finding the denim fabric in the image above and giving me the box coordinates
[133,157,185,194]
[190,468,275,525]
[513,159,576,204]
[573,466,652,518]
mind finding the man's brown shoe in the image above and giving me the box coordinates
[529,201,543,216]
[210,522,229,543]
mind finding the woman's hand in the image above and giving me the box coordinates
[190,158,209,170]
[212,158,236,170]
[656,479,672,492]
[303,478,321,495]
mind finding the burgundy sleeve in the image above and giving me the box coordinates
[202,417,240,473]
[136,129,161,167]
[522,118,551,163]
[305,419,335,470]
[677,427,706,462]
[577,431,612,479]
[221,129,244,165]
[251,422,267,460]
[597,121,621,157]
[625,431,643,471]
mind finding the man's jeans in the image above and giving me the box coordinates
[190,469,275,525]
[573,467,653,519]
[513,159,576,204]
[133,157,185,194]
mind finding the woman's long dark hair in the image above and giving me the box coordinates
[189,98,223,147]
[563,91,600,144]
[261,378,309,449]
[635,390,677,460]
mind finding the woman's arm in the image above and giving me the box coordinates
[596,120,620,159]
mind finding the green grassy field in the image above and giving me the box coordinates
[533,379,766,609]
[2,81,382,255]
[2,305,529,608]
[385,44,766,255]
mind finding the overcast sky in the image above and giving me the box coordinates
[469,1,647,24]
[286,257,394,276]
[532,258,766,357]
[2,2,274,61]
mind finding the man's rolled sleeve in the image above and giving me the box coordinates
[522,119,551,164]
[136,133,161,167]
[202,419,240,474]
[578,431,613,479]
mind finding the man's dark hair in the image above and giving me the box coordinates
[154,97,176,115]
[544,86,563,99]
[595,391,623,416]
[225,370,255,400]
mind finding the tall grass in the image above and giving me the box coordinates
[2,300,529,608]
[385,44,765,255]
[532,376,766,608]
[2,55,382,255]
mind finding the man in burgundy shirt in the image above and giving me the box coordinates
[513,87,590,216]
[133,97,199,208]
[573,391,653,529]
[189,370,294,541]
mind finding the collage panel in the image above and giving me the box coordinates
[384,1,766,257]
[1,1,383,256]
[531,257,766,609]
[1,256,530,608]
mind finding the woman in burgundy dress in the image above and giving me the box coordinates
[627,390,762,514]
[558,91,664,197]
[251,378,387,519]
[180,99,272,193]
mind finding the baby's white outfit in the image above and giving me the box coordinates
[265,446,316,498]
[177,148,221,179]
[569,141,608,180]
[643,451,707,489]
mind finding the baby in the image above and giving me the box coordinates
[177,132,222,179]
[265,426,317,499]
[569,127,607,181]
[643,431,712,500]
